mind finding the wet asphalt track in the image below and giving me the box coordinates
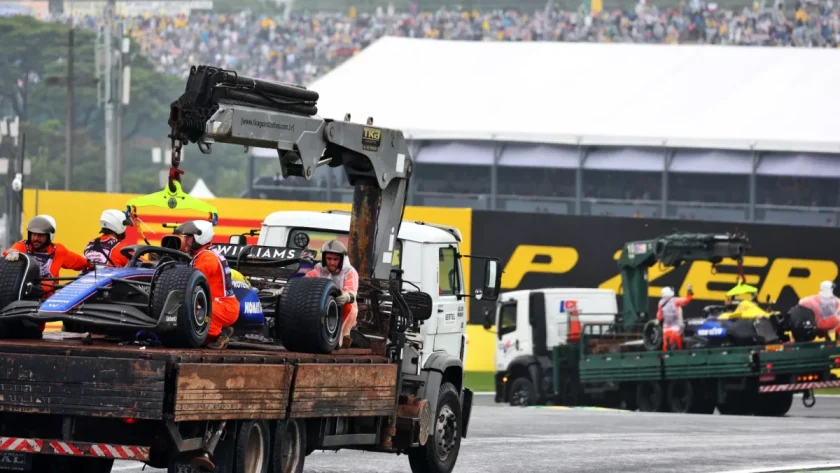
[112,394,840,473]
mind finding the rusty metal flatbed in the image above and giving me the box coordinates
[0,332,397,423]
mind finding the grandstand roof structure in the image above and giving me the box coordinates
[307,37,840,155]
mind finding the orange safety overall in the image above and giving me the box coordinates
[191,244,239,338]
[2,241,91,332]
[305,262,359,338]
[798,294,840,337]
[657,294,693,350]
[83,235,131,268]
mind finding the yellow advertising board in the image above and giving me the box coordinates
[18,190,492,370]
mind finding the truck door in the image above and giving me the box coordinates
[433,245,465,357]
[496,300,525,372]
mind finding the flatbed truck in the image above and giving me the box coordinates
[489,233,840,416]
[0,65,503,473]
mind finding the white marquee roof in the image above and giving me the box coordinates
[308,37,840,154]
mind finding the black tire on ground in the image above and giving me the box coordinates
[636,381,664,412]
[151,266,212,348]
[717,390,757,416]
[754,392,794,417]
[275,277,342,354]
[235,420,270,473]
[642,320,662,351]
[508,377,536,406]
[0,257,44,340]
[408,382,462,473]
[269,419,306,473]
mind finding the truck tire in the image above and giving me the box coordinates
[275,277,342,354]
[0,257,43,340]
[666,380,714,414]
[269,419,305,473]
[636,381,664,412]
[235,420,270,473]
[408,382,462,473]
[151,266,212,348]
[754,392,793,417]
[508,377,536,406]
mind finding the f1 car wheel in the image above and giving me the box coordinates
[152,267,212,348]
[408,382,462,473]
[0,257,43,340]
[269,419,306,473]
[642,320,662,351]
[275,277,342,354]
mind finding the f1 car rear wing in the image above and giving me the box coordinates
[167,65,411,282]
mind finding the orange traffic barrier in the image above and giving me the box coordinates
[568,308,581,342]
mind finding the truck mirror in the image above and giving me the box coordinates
[229,235,246,246]
[476,259,501,302]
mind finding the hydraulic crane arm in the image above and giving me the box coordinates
[616,232,751,332]
[166,65,412,281]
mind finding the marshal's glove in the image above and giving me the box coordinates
[4,250,20,262]
[335,291,355,305]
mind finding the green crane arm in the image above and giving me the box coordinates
[616,232,751,332]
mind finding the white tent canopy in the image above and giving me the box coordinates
[189,178,215,198]
[306,37,840,154]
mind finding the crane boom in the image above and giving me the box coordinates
[166,65,411,281]
[616,232,751,332]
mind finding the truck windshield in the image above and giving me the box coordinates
[288,228,402,268]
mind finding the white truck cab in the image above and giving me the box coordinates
[244,210,489,374]
[483,287,618,405]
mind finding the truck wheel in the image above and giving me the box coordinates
[636,381,664,412]
[269,419,306,473]
[754,392,793,417]
[408,382,462,473]
[275,277,342,354]
[667,380,709,414]
[235,420,270,473]
[509,378,536,406]
[151,267,212,348]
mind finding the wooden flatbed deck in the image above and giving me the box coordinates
[0,332,398,423]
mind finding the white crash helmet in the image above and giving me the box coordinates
[100,209,133,235]
[175,220,215,247]
[321,239,347,269]
[27,215,56,241]
[819,280,836,296]
[661,286,675,298]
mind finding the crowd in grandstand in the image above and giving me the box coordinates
[45,0,840,86]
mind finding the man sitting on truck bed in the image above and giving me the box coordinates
[305,240,359,348]
[657,284,693,350]
[175,220,240,349]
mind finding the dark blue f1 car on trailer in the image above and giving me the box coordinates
[0,233,327,350]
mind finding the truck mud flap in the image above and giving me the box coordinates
[0,353,166,419]
[461,388,473,438]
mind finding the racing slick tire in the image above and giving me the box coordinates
[407,382,462,473]
[275,277,342,354]
[642,320,662,351]
[0,256,44,340]
[151,266,212,348]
